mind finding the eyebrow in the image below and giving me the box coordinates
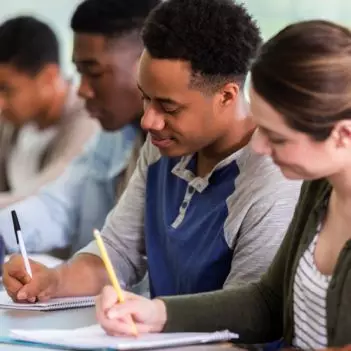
[137,84,182,106]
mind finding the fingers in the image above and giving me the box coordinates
[3,275,24,301]
[17,276,47,301]
[100,316,137,336]
[96,286,146,337]
[2,256,31,301]
[3,257,57,304]
[100,285,119,312]
[106,300,141,320]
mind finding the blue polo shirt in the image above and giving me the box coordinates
[82,135,301,297]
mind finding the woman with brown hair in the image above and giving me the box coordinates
[95,19,351,349]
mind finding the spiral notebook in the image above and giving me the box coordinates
[9,324,238,350]
[0,291,95,311]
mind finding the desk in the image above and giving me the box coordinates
[0,307,238,351]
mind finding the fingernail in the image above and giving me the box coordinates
[28,297,36,303]
[17,291,27,300]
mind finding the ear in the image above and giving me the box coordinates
[218,82,240,107]
[36,64,59,88]
[330,121,351,148]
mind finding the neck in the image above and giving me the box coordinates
[37,78,69,129]
[197,115,256,177]
[327,168,351,237]
[328,165,351,206]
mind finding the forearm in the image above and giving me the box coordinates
[54,253,109,298]
[0,192,26,209]
[161,283,282,344]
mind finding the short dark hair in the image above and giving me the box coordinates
[0,16,59,76]
[251,20,351,141]
[142,0,262,92]
[71,0,161,40]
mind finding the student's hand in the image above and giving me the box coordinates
[96,285,167,336]
[2,254,60,303]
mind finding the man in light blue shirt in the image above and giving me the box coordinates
[0,127,141,254]
[0,0,159,256]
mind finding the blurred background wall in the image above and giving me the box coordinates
[0,0,349,79]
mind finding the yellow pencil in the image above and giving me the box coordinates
[93,229,138,336]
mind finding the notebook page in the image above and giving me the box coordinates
[0,291,95,311]
[10,324,238,350]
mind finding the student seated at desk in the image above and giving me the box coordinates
[0,16,98,208]
[0,0,159,257]
[93,19,351,349]
[3,0,301,300]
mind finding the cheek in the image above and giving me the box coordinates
[8,92,32,112]
[90,78,110,101]
[274,144,314,165]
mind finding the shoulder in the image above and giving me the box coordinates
[235,146,302,199]
[296,178,331,212]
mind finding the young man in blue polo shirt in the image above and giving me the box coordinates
[3,0,301,302]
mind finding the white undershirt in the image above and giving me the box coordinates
[7,123,58,194]
[293,228,331,349]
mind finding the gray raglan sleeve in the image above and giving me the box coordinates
[77,139,154,289]
[223,178,302,288]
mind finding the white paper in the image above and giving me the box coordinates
[10,324,238,350]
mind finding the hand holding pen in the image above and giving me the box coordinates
[11,210,32,278]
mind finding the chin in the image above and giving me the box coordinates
[98,119,121,131]
[158,148,185,157]
[157,145,190,158]
[280,166,317,181]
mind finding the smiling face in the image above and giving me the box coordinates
[249,85,351,180]
[137,50,241,157]
[73,33,142,131]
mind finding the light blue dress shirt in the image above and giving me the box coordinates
[0,124,140,255]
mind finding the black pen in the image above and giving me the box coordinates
[11,210,32,278]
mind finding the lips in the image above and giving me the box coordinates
[150,134,175,149]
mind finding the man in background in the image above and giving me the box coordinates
[0,0,159,257]
[0,16,98,208]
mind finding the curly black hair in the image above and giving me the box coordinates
[142,0,262,91]
[0,16,59,76]
[71,0,161,39]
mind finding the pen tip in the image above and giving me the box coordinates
[11,210,21,232]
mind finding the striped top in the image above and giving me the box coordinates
[293,226,332,349]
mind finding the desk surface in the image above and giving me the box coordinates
[0,307,238,351]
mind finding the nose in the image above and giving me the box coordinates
[251,128,272,156]
[78,76,94,100]
[140,104,165,131]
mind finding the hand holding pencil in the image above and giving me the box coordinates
[94,229,138,336]
[94,229,167,336]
